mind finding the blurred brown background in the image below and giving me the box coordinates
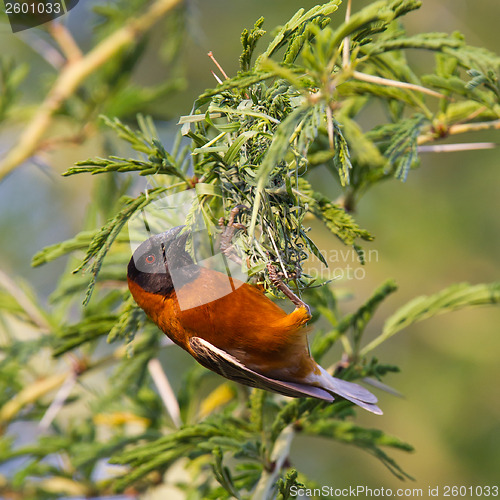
[1,0,499,495]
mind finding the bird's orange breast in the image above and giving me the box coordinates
[128,267,317,379]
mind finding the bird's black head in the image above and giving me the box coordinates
[127,226,199,295]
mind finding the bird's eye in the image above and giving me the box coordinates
[145,254,156,264]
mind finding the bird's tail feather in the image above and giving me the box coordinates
[314,366,383,415]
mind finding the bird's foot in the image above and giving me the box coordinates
[266,261,310,315]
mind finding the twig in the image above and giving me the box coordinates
[266,229,289,280]
[147,358,182,428]
[342,0,352,68]
[19,31,65,69]
[178,112,222,124]
[445,119,500,135]
[210,70,223,85]
[417,119,500,144]
[325,103,335,148]
[0,0,184,182]
[352,70,446,99]
[38,372,78,431]
[48,21,83,63]
[418,142,497,153]
[207,51,229,80]
[0,269,51,333]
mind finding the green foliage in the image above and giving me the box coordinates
[361,282,500,355]
[65,115,192,181]
[300,419,414,480]
[276,469,306,500]
[0,58,28,123]
[379,113,426,181]
[311,279,398,360]
[1,1,500,499]
[240,17,266,72]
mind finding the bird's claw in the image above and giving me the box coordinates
[266,262,310,315]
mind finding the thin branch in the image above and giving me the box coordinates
[208,51,229,80]
[19,31,65,69]
[147,358,182,428]
[210,70,223,85]
[340,334,354,357]
[0,269,51,333]
[352,70,446,99]
[342,0,352,68]
[266,227,289,280]
[178,112,222,124]
[38,372,78,431]
[325,103,335,148]
[48,21,83,63]
[0,0,184,182]
[418,142,497,153]
[417,119,500,145]
[445,119,500,135]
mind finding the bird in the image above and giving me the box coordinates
[127,225,382,415]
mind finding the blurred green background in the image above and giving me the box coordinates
[1,0,499,496]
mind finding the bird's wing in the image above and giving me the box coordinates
[312,366,383,414]
[190,337,383,414]
[189,336,334,401]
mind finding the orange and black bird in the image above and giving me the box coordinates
[127,226,382,414]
